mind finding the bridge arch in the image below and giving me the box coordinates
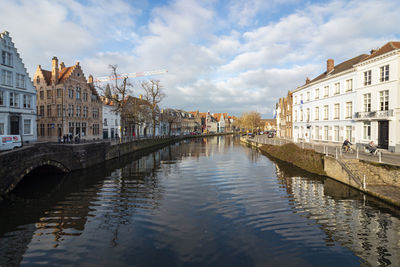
[11,160,71,193]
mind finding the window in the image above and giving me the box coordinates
[47,90,52,99]
[300,94,303,103]
[306,108,310,122]
[115,119,118,126]
[47,105,52,116]
[76,106,81,117]
[57,104,62,117]
[68,104,73,117]
[57,88,62,97]
[315,88,319,99]
[324,126,329,141]
[300,109,303,121]
[47,123,53,136]
[104,118,108,126]
[334,82,340,95]
[16,74,25,88]
[93,108,99,119]
[23,95,31,108]
[314,106,319,121]
[68,87,74,98]
[334,103,340,120]
[83,92,88,101]
[0,121,4,135]
[363,122,371,139]
[1,51,13,66]
[324,86,329,97]
[1,70,13,86]
[295,110,297,122]
[82,123,87,136]
[306,92,310,101]
[23,119,31,135]
[379,90,389,111]
[36,76,40,84]
[363,93,371,112]
[346,79,353,92]
[39,105,44,116]
[380,65,389,82]
[93,124,99,135]
[9,92,19,107]
[315,126,319,140]
[324,105,329,120]
[39,124,45,136]
[83,106,88,118]
[346,126,352,141]
[334,126,339,142]
[345,102,352,119]
[40,90,44,99]
[76,87,81,99]
[364,70,371,86]
[295,96,298,104]
[0,90,3,105]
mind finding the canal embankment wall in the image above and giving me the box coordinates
[0,133,231,198]
[241,137,400,207]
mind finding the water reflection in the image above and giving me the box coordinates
[0,136,399,266]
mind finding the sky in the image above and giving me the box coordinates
[1,0,400,118]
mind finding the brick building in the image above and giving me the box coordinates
[34,57,102,141]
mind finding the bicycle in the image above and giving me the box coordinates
[342,145,354,153]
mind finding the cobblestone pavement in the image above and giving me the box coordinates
[253,135,400,167]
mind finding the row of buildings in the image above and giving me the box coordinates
[275,41,400,152]
[0,31,235,143]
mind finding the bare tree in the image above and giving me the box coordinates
[141,79,166,137]
[240,111,262,132]
[96,65,140,138]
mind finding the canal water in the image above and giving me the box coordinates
[1,136,400,266]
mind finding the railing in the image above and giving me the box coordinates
[354,109,393,119]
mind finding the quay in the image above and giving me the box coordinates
[0,133,231,197]
[241,135,400,207]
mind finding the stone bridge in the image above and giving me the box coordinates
[0,137,177,196]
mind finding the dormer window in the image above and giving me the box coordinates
[36,76,40,84]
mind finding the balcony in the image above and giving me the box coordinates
[354,109,393,120]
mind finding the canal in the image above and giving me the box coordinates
[0,136,399,266]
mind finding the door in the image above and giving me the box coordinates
[10,116,20,135]
[378,120,389,149]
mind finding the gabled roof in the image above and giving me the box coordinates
[307,54,368,86]
[362,41,400,61]
[58,66,74,83]
[41,70,52,85]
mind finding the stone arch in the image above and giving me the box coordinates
[9,159,70,194]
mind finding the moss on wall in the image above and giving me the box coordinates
[259,143,326,176]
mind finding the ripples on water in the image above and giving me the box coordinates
[0,136,399,266]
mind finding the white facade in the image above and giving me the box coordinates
[354,46,400,152]
[292,57,366,145]
[0,31,37,142]
[102,103,121,139]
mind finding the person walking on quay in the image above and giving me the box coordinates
[366,141,377,155]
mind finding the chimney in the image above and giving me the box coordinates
[52,56,59,84]
[59,61,65,70]
[370,49,376,55]
[327,59,334,73]
[88,75,93,84]
[305,77,310,84]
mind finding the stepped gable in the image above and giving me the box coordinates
[0,31,33,82]
[37,62,79,86]
[308,54,368,85]
[363,41,400,61]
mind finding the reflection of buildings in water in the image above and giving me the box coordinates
[274,161,400,266]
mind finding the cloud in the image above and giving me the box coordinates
[2,0,400,118]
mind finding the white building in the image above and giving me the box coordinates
[102,101,121,139]
[0,31,37,142]
[293,55,368,145]
[354,42,400,152]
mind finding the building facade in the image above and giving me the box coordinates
[34,57,102,141]
[354,42,400,152]
[0,31,37,142]
[102,99,121,139]
[276,91,293,139]
[293,55,368,145]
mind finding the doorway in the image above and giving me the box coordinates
[378,120,389,149]
[10,116,20,135]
